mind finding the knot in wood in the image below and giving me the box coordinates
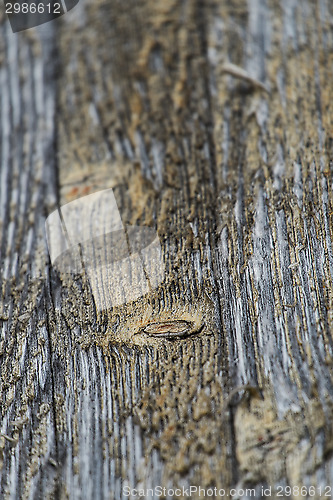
[141,320,194,339]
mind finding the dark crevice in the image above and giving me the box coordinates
[42,20,64,500]
[194,0,240,485]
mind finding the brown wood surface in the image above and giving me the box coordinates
[1,0,333,498]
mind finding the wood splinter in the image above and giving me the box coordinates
[221,62,270,93]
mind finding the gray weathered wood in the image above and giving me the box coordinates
[1,0,333,498]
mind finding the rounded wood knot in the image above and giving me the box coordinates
[139,320,201,340]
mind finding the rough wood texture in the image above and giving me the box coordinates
[1,0,333,498]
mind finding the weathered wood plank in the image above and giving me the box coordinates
[1,0,333,498]
[52,0,234,497]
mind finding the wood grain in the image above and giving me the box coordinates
[1,0,333,498]
[0,16,60,499]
